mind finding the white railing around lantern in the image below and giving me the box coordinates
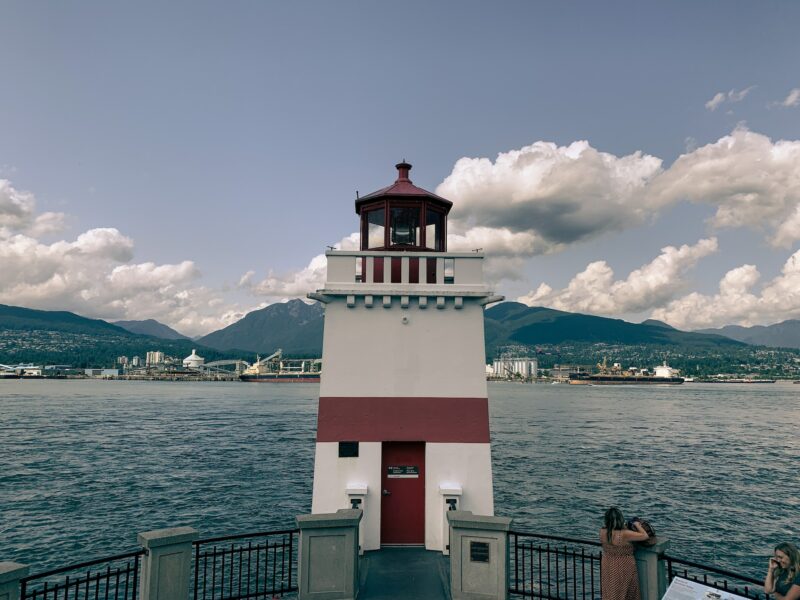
[324,251,485,287]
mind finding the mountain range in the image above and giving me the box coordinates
[0,304,234,367]
[196,300,324,355]
[114,319,189,340]
[5,300,800,369]
[0,300,768,366]
[483,302,742,357]
[696,320,800,349]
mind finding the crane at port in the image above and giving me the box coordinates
[251,349,282,367]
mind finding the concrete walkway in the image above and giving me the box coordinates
[358,547,450,599]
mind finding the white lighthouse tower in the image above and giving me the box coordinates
[308,162,502,552]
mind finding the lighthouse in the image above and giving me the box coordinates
[308,162,502,552]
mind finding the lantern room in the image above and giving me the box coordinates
[355,161,452,252]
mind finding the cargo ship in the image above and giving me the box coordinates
[569,359,684,385]
[239,349,321,383]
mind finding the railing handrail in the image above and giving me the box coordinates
[509,530,602,548]
[192,528,300,546]
[20,549,146,583]
[664,554,764,587]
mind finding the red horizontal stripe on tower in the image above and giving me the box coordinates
[316,397,490,443]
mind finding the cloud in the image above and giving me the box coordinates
[0,179,67,238]
[240,232,360,300]
[436,140,664,252]
[705,86,755,111]
[779,88,800,108]
[255,127,800,292]
[436,127,800,260]
[9,125,800,334]
[517,238,718,316]
[652,250,800,330]
[448,226,558,257]
[0,179,253,337]
[646,128,800,246]
[705,92,726,112]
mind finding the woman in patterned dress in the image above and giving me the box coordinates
[599,507,650,600]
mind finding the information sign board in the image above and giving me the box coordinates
[387,465,419,478]
[663,577,752,600]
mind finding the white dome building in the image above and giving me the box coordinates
[183,349,204,369]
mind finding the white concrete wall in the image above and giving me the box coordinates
[424,443,494,551]
[311,441,382,551]
[320,298,488,399]
[312,441,494,552]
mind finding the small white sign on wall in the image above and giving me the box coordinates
[663,577,753,600]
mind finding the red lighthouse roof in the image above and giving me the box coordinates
[355,161,453,214]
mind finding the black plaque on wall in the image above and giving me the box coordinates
[338,441,359,457]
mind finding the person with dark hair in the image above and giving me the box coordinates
[599,507,650,600]
[765,543,800,600]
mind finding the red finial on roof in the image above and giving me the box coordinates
[395,160,412,183]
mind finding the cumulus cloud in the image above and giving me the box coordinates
[10,125,800,334]
[436,140,664,252]
[240,232,360,299]
[705,86,755,111]
[0,179,253,336]
[647,128,800,246]
[0,179,66,238]
[448,226,558,257]
[518,238,718,316]
[435,127,800,262]
[652,250,800,329]
[256,127,800,293]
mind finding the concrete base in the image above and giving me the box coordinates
[297,510,362,600]
[448,511,512,600]
[0,563,29,600]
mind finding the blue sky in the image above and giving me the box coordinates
[2,2,800,335]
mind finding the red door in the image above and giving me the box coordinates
[380,442,425,545]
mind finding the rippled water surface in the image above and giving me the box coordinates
[2,380,798,578]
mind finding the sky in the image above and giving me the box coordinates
[2,1,800,337]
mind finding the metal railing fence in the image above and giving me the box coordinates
[665,555,771,600]
[508,531,602,600]
[19,550,145,600]
[191,530,299,600]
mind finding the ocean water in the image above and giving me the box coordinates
[1,380,798,579]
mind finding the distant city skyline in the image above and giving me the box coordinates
[2,1,799,336]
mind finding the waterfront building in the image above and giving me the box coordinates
[492,356,538,379]
[84,368,119,378]
[116,356,128,366]
[131,355,142,367]
[145,351,165,367]
[308,161,503,552]
[182,349,205,369]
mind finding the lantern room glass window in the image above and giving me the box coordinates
[366,208,385,249]
[390,207,421,247]
[425,208,444,251]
